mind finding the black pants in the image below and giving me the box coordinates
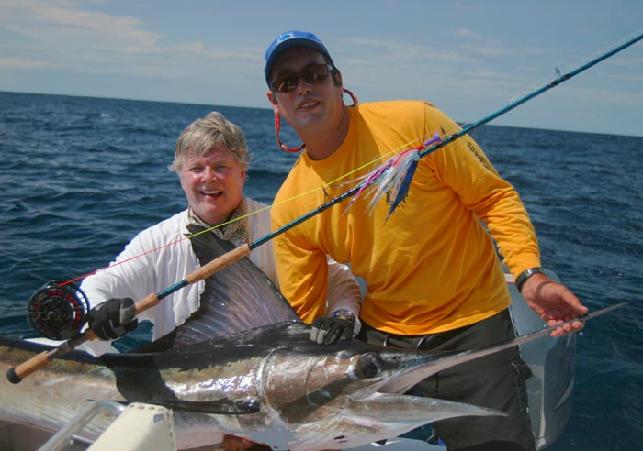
[357,309,536,451]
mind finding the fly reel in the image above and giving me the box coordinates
[27,281,91,340]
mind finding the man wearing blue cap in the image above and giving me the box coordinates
[265,30,587,451]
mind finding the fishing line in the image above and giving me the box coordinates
[49,32,643,292]
[11,32,641,383]
[56,137,425,288]
[417,32,642,159]
[253,32,643,246]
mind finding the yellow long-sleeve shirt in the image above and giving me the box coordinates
[272,100,541,335]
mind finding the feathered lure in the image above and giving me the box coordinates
[344,133,442,218]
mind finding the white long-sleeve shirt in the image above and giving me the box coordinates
[80,198,361,355]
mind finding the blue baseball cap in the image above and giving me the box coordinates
[264,30,333,86]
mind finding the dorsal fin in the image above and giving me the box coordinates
[169,225,298,347]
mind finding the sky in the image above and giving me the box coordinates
[1,0,642,137]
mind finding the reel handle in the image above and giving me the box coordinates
[7,244,251,384]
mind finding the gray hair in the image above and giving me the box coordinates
[170,111,249,172]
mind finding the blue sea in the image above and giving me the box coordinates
[0,91,641,449]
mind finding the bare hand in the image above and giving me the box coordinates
[521,273,588,337]
[222,434,262,451]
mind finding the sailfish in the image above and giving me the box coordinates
[0,227,580,450]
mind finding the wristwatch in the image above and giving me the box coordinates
[515,267,544,292]
[332,309,355,322]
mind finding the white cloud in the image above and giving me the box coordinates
[0,57,51,69]
[455,28,476,38]
[460,43,513,58]
[1,0,160,50]
[337,37,471,64]
[0,0,261,80]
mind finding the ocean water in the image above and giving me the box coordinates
[0,91,641,449]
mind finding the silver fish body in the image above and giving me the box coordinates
[2,229,601,449]
[1,321,507,450]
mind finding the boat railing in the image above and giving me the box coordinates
[39,400,124,451]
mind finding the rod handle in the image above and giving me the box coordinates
[133,243,251,315]
[7,349,52,384]
[134,291,161,316]
[187,244,251,284]
[7,330,94,384]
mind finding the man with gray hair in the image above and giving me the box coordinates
[81,110,361,450]
[82,110,361,354]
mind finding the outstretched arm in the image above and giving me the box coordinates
[520,272,588,336]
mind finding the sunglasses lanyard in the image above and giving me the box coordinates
[274,88,359,153]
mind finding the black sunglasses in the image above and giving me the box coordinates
[271,63,335,93]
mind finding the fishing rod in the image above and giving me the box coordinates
[7,32,642,384]
[7,245,250,383]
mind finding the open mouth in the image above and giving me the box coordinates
[297,100,320,111]
[200,189,222,200]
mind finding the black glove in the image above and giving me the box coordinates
[87,297,138,340]
[310,310,355,345]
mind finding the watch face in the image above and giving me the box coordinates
[332,309,355,320]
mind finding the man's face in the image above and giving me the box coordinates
[178,146,245,225]
[267,47,344,135]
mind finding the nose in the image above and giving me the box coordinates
[202,166,218,181]
[296,78,313,94]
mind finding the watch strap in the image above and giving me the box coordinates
[515,267,544,292]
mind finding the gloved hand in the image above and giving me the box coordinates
[87,297,138,340]
[310,310,355,345]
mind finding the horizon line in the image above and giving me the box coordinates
[2,89,641,139]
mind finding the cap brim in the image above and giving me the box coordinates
[265,39,330,86]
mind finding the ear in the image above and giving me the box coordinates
[266,89,278,108]
[267,91,282,119]
[332,70,343,88]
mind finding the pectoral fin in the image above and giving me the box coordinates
[347,392,504,423]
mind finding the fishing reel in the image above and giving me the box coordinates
[27,281,91,340]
